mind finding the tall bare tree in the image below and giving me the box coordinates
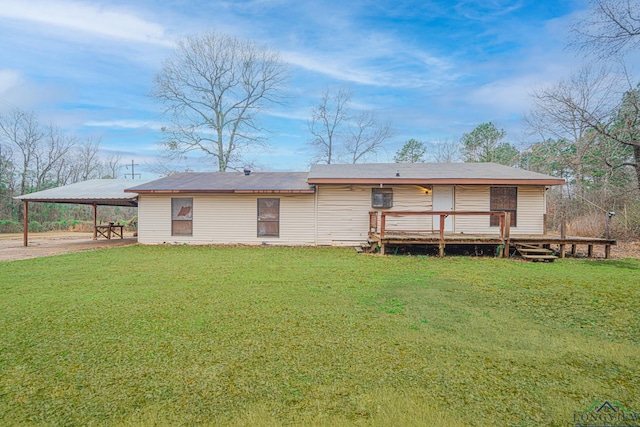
[0,109,44,195]
[103,152,122,179]
[527,66,640,191]
[33,125,76,190]
[308,87,393,164]
[346,111,393,164]
[431,139,460,163]
[153,31,289,172]
[570,0,640,59]
[308,87,351,164]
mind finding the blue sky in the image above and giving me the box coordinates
[0,0,603,176]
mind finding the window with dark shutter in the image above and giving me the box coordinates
[372,188,393,208]
[172,198,193,236]
[257,198,280,237]
[490,187,517,227]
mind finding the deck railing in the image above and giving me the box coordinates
[369,210,511,241]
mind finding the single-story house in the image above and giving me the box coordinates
[125,163,565,246]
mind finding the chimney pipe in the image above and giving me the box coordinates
[244,168,251,176]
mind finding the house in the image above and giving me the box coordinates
[125,163,565,247]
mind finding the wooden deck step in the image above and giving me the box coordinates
[521,254,559,262]
[518,248,554,254]
[516,244,557,262]
[517,243,547,249]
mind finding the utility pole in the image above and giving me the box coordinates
[124,160,141,179]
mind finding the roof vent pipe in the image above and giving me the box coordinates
[395,170,400,177]
[244,168,251,176]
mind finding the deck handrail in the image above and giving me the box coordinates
[369,210,511,241]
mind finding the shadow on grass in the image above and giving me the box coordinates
[585,259,640,270]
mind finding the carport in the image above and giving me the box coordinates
[14,179,148,247]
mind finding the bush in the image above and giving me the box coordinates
[28,221,43,233]
[0,220,21,233]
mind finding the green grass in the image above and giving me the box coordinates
[0,246,638,426]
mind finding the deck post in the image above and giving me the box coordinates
[571,244,577,255]
[588,245,593,258]
[380,213,386,239]
[439,215,445,241]
[23,201,28,247]
[504,213,511,239]
[93,204,98,240]
[439,243,445,257]
[605,245,611,259]
[559,244,566,258]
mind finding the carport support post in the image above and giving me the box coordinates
[93,204,97,240]
[23,201,28,247]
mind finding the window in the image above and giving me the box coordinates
[172,198,193,236]
[372,188,393,208]
[257,198,279,237]
[490,187,517,227]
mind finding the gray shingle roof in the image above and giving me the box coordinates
[308,163,564,184]
[125,172,314,193]
[15,179,151,206]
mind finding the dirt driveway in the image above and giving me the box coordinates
[0,231,138,262]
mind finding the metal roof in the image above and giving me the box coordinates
[15,179,151,207]
[125,172,314,194]
[308,163,565,185]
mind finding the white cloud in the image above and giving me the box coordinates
[84,119,162,130]
[0,69,23,94]
[0,0,171,46]
[283,49,459,89]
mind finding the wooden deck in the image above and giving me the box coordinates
[369,232,616,258]
[367,211,616,259]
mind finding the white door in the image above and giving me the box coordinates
[432,186,454,232]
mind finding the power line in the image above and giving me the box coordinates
[124,160,141,179]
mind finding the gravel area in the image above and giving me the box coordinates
[0,232,137,262]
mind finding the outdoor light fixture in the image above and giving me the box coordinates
[608,211,616,217]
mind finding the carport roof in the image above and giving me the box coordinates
[15,179,151,207]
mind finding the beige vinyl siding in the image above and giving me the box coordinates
[515,186,546,234]
[454,185,491,234]
[316,185,432,245]
[453,185,546,235]
[137,193,315,245]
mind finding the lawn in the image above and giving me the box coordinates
[0,246,638,426]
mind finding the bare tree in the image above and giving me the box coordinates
[103,152,122,179]
[0,109,44,194]
[527,65,640,191]
[430,139,460,163]
[346,111,393,164]
[0,143,15,194]
[570,0,640,59]
[33,124,76,190]
[308,87,351,164]
[76,137,102,181]
[153,31,289,172]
